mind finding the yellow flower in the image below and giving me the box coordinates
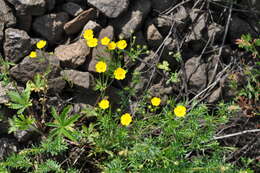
[101,37,110,46]
[98,99,109,110]
[114,68,126,80]
[116,40,127,50]
[29,51,37,58]
[107,41,116,50]
[120,113,132,126]
[95,61,107,73]
[151,97,161,106]
[174,105,187,117]
[83,29,94,40]
[86,38,98,47]
[36,40,47,49]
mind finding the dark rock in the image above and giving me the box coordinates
[17,14,32,32]
[0,82,16,104]
[111,0,151,39]
[0,106,12,135]
[65,0,82,4]
[6,0,46,15]
[14,129,39,142]
[186,9,223,52]
[55,39,90,68]
[61,70,94,89]
[4,28,32,63]
[46,0,56,11]
[229,15,258,42]
[148,82,173,105]
[64,8,96,35]
[207,87,222,103]
[62,2,83,17]
[88,0,129,18]
[184,56,208,91]
[130,51,158,94]
[33,12,69,45]
[88,25,114,72]
[48,77,66,94]
[0,0,16,27]
[184,56,218,93]
[0,138,18,160]
[151,0,177,13]
[73,86,120,107]
[154,6,189,36]
[10,53,61,84]
[153,15,173,36]
[240,0,260,12]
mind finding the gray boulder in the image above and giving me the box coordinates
[0,82,16,104]
[5,0,46,15]
[0,0,16,27]
[88,0,129,18]
[151,0,177,13]
[62,2,83,17]
[33,12,69,45]
[4,28,32,63]
[145,22,163,49]
[111,0,151,39]
[17,14,32,32]
[64,8,96,35]
[186,9,223,52]
[55,39,90,68]
[184,56,208,92]
[10,53,61,84]
[88,25,114,72]
[229,15,258,41]
[61,70,94,89]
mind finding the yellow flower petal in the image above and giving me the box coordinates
[95,61,107,73]
[101,37,110,46]
[83,29,94,40]
[116,40,127,50]
[107,41,116,50]
[98,99,109,109]
[114,67,126,80]
[29,51,37,58]
[151,97,161,106]
[87,38,98,47]
[120,113,132,126]
[36,40,47,49]
[174,105,187,117]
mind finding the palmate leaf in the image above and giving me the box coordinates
[7,86,32,114]
[47,105,81,142]
[8,114,35,133]
[51,107,61,122]
[7,91,24,105]
[60,105,73,123]
[61,128,77,142]
[64,114,81,127]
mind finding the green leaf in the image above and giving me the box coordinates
[64,114,81,127]
[50,107,61,122]
[60,105,72,122]
[61,128,77,142]
[7,91,23,104]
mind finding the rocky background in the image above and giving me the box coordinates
[0,0,260,171]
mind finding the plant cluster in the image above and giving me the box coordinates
[0,31,257,173]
